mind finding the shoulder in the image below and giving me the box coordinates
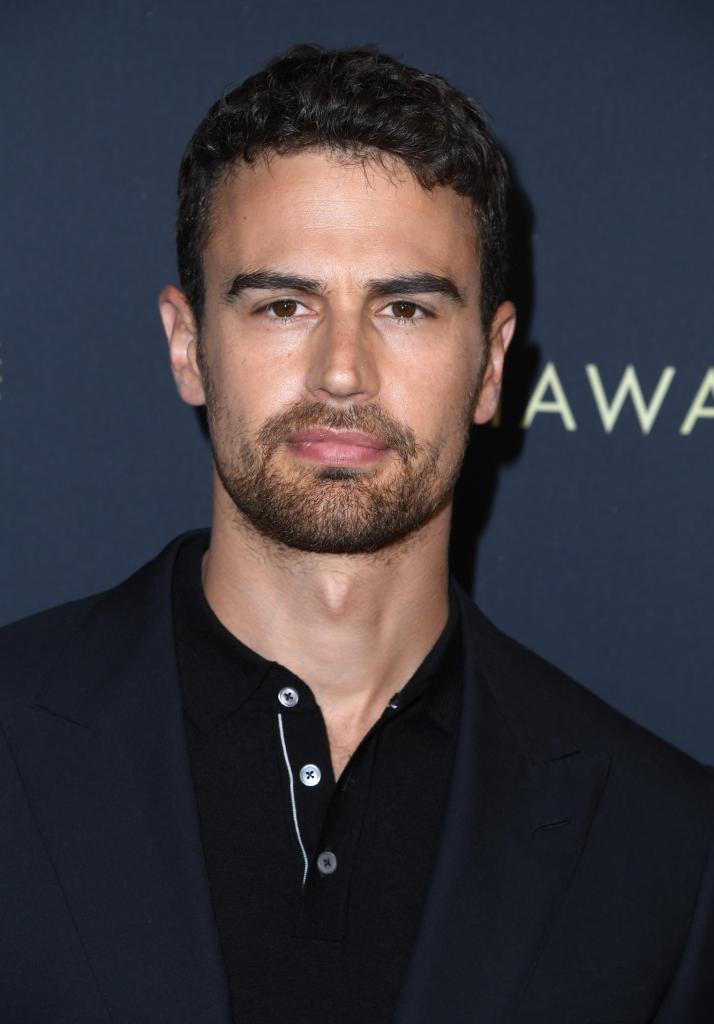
[458,589,714,812]
[0,531,202,705]
[0,594,100,702]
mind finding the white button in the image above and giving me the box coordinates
[317,850,337,875]
[299,764,321,787]
[278,686,299,708]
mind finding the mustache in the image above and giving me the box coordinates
[256,399,419,463]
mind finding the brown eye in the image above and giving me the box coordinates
[270,299,299,318]
[391,301,418,319]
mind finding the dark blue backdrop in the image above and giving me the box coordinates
[2,0,712,761]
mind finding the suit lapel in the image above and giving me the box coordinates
[395,588,610,1023]
[3,534,232,1024]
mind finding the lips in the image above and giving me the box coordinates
[285,427,389,466]
[286,428,388,449]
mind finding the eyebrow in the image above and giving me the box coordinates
[365,274,464,306]
[225,271,324,300]
[224,270,464,306]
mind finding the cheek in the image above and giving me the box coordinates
[206,324,306,428]
[385,352,479,445]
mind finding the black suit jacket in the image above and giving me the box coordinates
[1,531,713,1023]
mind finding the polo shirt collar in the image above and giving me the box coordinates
[172,532,461,738]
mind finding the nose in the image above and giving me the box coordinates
[304,309,379,404]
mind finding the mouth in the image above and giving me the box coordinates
[285,427,390,466]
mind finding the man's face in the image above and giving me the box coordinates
[163,149,514,554]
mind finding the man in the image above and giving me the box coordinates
[1,44,712,1024]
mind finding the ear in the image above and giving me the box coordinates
[473,301,517,425]
[158,284,206,406]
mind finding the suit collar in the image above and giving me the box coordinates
[33,531,201,727]
[451,582,585,763]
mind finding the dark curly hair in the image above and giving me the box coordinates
[176,44,510,335]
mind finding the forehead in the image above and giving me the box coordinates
[203,149,479,286]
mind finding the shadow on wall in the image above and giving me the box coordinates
[450,163,541,593]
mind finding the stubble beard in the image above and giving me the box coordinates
[204,380,475,556]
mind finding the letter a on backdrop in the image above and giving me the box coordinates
[522,362,577,431]
[680,369,714,435]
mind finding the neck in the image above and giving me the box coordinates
[202,476,452,776]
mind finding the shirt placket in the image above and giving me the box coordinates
[271,671,334,883]
[269,666,382,942]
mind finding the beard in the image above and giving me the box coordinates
[204,384,473,555]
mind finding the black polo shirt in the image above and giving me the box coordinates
[172,531,463,1024]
